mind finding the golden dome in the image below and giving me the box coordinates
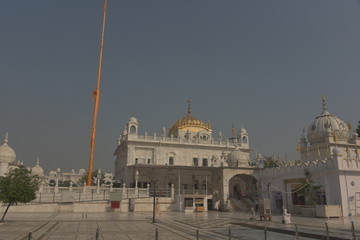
[169,113,212,136]
[169,99,212,136]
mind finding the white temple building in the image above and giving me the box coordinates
[114,98,360,215]
[258,98,360,216]
[0,133,24,176]
[114,102,258,211]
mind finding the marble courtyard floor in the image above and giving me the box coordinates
[0,211,358,240]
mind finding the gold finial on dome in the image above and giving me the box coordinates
[187,98,191,115]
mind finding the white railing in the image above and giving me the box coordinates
[32,187,151,204]
[127,135,238,147]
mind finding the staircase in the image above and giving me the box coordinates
[229,197,255,212]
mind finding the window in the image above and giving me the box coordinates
[202,158,208,167]
[185,198,193,207]
[135,158,138,165]
[194,180,199,190]
[201,135,208,141]
[169,157,174,165]
[193,158,199,166]
[130,125,137,134]
[243,136,248,143]
[147,158,151,164]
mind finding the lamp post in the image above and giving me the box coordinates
[135,170,139,188]
[141,169,158,223]
[55,168,60,193]
[135,170,139,195]
[152,179,158,223]
[96,169,101,193]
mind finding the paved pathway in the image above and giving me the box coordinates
[0,212,358,239]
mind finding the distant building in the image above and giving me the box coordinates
[0,133,23,176]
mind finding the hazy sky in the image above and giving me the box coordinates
[1,0,360,173]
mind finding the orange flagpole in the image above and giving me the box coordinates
[87,0,108,186]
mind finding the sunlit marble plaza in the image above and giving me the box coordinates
[0,211,359,240]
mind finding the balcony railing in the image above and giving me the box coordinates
[127,135,238,147]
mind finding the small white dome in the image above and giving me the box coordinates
[227,146,248,167]
[240,127,247,134]
[129,116,138,123]
[0,133,16,164]
[332,147,343,156]
[31,158,44,176]
[307,98,349,144]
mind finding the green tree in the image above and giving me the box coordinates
[298,169,322,206]
[264,155,279,168]
[0,167,39,222]
[356,121,360,137]
[58,180,77,187]
[80,169,105,186]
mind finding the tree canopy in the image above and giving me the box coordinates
[0,167,39,222]
[80,169,105,186]
[298,169,322,206]
[264,155,279,168]
[356,121,360,137]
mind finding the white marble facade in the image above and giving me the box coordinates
[258,98,360,216]
[113,104,256,211]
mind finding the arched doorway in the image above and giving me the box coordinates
[229,174,257,201]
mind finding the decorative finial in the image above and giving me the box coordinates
[322,96,328,112]
[4,132,8,144]
[187,98,191,114]
[36,158,40,166]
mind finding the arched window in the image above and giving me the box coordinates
[194,180,199,190]
[193,158,199,166]
[169,156,174,165]
[202,158,208,167]
[130,125,137,134]
[243,136,248,144]
[192,154,199,166]
[168,152,175,165]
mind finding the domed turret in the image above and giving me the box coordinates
[239,127,247,134]
[127,116,139,135]
[227,145,248,167]
[31,158,44,176]
[129,116,138,123]
[0,133,16,164]
[307,97,349,144]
